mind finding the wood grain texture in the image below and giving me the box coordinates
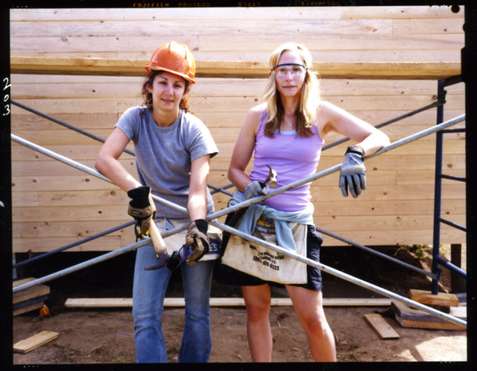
[11,57,461,79]
[364,313,400,339]
[10,6,466,251]
[13,331,59,353]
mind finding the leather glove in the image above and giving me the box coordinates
[127,186,156,239]
[185,219,210,264]
[339,145,367,198]
[244,180,267,199]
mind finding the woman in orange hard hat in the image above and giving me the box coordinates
[96,41,219,363]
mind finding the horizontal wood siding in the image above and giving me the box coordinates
[10,6,465,251]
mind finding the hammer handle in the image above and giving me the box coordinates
[148,219,168,255]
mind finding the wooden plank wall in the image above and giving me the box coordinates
[10,7,465,252]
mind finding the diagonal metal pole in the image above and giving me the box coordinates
[313,225,436,278]
[12,99,438,196]
[12,99,233,196]
[322,101,439,151]
[14,113,466,232]
[12,113,465,268]
[12,114,466,327]
[212,221,466,327]
[13,220,135,269]
[204,114,466,220]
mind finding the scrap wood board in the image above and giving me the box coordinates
[13,277,50,304]
[392,300,465,331]
[13,301,44,317]
[364,313,400,339]
[13,295,49,316]
[409,289,459,307]
[13,330,59,354]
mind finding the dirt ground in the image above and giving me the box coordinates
[12,246,467,364]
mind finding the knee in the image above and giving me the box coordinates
[184,294,210,321]
[133,307,163,330]
[301,311,330,336]
[185,305,210,323]
[245,301,270,323]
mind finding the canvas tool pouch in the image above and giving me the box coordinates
[221,215,308,284]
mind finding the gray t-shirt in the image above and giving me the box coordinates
[116,106,218,219]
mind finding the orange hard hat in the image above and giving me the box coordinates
[145,41,196,83]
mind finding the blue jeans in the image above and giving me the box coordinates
[132,230,214,363]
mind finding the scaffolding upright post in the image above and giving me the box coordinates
[431,79,445,295]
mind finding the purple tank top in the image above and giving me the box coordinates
[249,111,324,212]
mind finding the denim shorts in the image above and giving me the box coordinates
[214,223,323,291]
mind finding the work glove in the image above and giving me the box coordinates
[185,219,210,264]
[127,186,156,240]
[339,145,367,198]
[244,180,267,199]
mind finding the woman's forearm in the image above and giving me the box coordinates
[356,130,391,156]
[187,190,207,221]
[228,167,252,192]
[95,156,141,192]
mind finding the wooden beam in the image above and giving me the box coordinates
[13,330,59,354]
[364,313,400,339]
[409,289,459,307]
[13,301,44,316]
[392,300,465,331]
[64,297,391,308]
[13,277,50,305]
[11,56,460,79]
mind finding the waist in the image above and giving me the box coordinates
[249,175,312,212]
[262,197,312,212]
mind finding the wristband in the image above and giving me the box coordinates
[194,219,208,234]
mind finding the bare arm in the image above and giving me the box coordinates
[95,128,141,192]
[227,107,262,191]
[188,155,211,221]
[320,100,390,155]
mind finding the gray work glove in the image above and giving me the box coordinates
[244,180,267,199]
[185,219,210,264]
[339,145,367,198]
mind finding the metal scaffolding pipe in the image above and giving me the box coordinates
[12,112,466,231]
[314,225,436,278]
[13,98,438,196]
[12,222,190,293]
[13,220,135,269]
[213,221,466,327]
[322,101,439,151]
[13,99,445,271]
[11,114,466,327]
[204,114,466,221]
[12,99,232,197]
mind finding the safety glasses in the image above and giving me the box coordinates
[273,63,307,78]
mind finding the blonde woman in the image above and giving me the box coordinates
[222,42,390,362]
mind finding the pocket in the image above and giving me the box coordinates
[307,225,322,261]
[307,225,323,246]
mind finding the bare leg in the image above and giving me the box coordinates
[241,284,272,362]
[286,286,336,362]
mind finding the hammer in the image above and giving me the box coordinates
[128,186,168,257]
[265,165,278,188]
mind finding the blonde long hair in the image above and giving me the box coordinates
[262,42,320,137]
